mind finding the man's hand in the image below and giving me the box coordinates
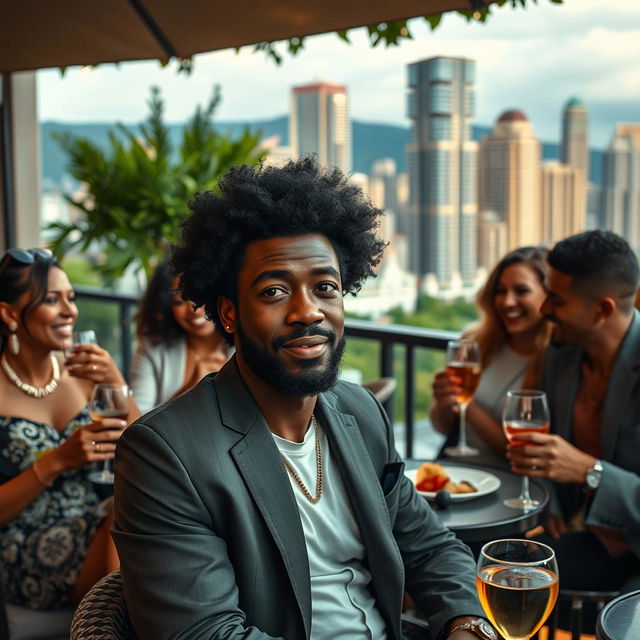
[507,432,596,484]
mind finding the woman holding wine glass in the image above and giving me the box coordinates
[0,248,139,628]
[431,247,552,466]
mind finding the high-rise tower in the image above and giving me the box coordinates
[561,97,589,230]
[407,56,478,288]
[290,82,351,173]
[478,110,541,250]
[561,97,589,180]
[603,124,640,250]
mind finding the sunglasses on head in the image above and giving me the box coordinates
[0,248,54,279]
[4,248,53,263]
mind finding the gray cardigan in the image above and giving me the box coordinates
[129,338,187,413]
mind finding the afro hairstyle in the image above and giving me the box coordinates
[170,156,386,341]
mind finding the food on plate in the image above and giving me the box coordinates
[415,462,476,494]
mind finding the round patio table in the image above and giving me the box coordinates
[405,460,549,543]
[596,590,640,640]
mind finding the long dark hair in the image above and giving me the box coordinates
[0,252,58,354]
[135,262,184,346]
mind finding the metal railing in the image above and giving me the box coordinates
[75,286,457,458]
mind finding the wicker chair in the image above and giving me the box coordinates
[70,570,132,640]
[73,569,428,639]
[363,377,397,404]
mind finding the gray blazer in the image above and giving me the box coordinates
[113,358,482,640]
[542,310,640,560]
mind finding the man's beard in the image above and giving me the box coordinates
[237,324,345,397]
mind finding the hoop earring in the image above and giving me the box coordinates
[8,321,19,355]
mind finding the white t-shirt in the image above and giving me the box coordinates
[273,422,387,640]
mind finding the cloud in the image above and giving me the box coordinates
[38,0,640,148]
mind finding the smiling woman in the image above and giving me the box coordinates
[430,246,553,467]
[0,248,139,634]
[130,262,230,412]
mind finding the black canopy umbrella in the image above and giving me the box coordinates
[0,0,491,72]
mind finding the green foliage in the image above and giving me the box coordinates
[47,86,265,285]
[248,0,563,65]
[342,296,479,422]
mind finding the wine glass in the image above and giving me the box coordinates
[477,539,559,640]
[443,339,481,457]
[502,389,550,509]
[87,383,130,484]
[64,330,97,356]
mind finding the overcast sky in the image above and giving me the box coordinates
[37,0,639,148]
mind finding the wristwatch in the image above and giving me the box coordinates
[585,459,604,490]
[449,618,498,640]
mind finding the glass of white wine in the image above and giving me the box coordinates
[477,539,559,640]
[443,339,481,457]
[87,383,129,484]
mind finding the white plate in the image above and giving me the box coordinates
[405,465,501,502]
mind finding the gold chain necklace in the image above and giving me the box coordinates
[281,416,323,504]
[1,353,60,398]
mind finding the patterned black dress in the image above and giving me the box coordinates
[0,408,112,610]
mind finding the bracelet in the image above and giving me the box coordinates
[32,458,54,488]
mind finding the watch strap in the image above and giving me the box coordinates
[448,618,497,640]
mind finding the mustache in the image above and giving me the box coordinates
[273,327,337,350]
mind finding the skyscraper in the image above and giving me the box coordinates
[561,97,589,179]
[289,82,351,172]
[561,97,589,230]
[541,161,586,245]
[603,124,640,250]
[406,57,478,288]
[478,110,542,250]
[477,210,507,273]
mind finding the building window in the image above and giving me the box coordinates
[428,84,451,114]
[429,116,451,141]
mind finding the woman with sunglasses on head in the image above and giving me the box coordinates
[130,262,230,413]
[0,248,139,629]
[430,246,553,467]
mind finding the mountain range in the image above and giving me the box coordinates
[41,117,603,190]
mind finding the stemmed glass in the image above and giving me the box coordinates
[443,339,481,457]
[64,330,97,356]
[87,383,130,484]
[477,539,559,640]
[502,389,550,509]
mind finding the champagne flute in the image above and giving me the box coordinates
[502,389,550,509]
[443,339,481,457]
[477,539,559,640]
[87,383,129,484]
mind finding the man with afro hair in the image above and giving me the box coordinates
[113,157,493,640]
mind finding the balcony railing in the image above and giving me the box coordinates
[75,286,458,459]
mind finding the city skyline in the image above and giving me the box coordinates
[36,0,640,148]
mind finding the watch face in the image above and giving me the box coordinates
[586,466,601,489]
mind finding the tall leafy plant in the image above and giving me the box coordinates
[48,86,265,284]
